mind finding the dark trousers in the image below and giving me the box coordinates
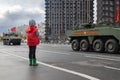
[29,46,36,59]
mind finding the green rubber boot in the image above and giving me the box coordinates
[29,58,32,66]
[33,58,38,66]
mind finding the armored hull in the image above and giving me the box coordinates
[3,32,21,45]
[67,24,120,53]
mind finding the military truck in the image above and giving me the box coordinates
[66,23,120,53]
[3,32,21,45]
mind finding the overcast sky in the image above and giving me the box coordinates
[0,0,45,32]
[0,0,97,33]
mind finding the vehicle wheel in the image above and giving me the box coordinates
[71,39,80,51]
[19,43,21,45]
[10,42,13,45]
[3,40,6,45]
[93,39,104,52]
[6,41,10,45]
[17,42,21,45]
[80,39,89,51]
[105,39,119,53]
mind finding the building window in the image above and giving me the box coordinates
[110,7,113,11]
[105,7,108,10]
[109,19,113,23]
[110,1,113,5]
[105,13,108,16]
[110,13,114,17]
[105,1,108,4]
[116,1,119,5]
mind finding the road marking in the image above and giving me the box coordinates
[85,55,120,70]
[2,48,120,72]
[40,43,70,47]
[85,55,120,62]
[37,50,120,62]
[39,50,70,55]
[39,50,120,62]
[2,48,70,55]
[0,50,100,80]
[104,66,120,71]
[2,47,120,62]
[2,43,120,62]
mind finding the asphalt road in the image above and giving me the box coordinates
[0,42,120,80]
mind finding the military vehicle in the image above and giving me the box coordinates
[3,32,21,45]
[66,22,120,53]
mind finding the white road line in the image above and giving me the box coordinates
[85,55,120,62]
[2,48,120,62]
[2,48,120,72]
[0,50,100,80]
[2,47,120,62]
[84,55,120,71]
[2,49,70,55]
[104,66,120,71]
[39,50,70,55]
[39,50,120,62]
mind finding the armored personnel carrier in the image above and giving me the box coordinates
[66,23,120,53]
[3,32,21,45]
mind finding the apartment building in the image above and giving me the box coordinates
[45,0,94,42]
[97,0,120,25]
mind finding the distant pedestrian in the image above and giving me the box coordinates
[26,19,40,66]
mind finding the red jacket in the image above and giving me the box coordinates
[26,25,40,46]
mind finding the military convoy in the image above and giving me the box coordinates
[66,23,120,53]
[3,32,21,45]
